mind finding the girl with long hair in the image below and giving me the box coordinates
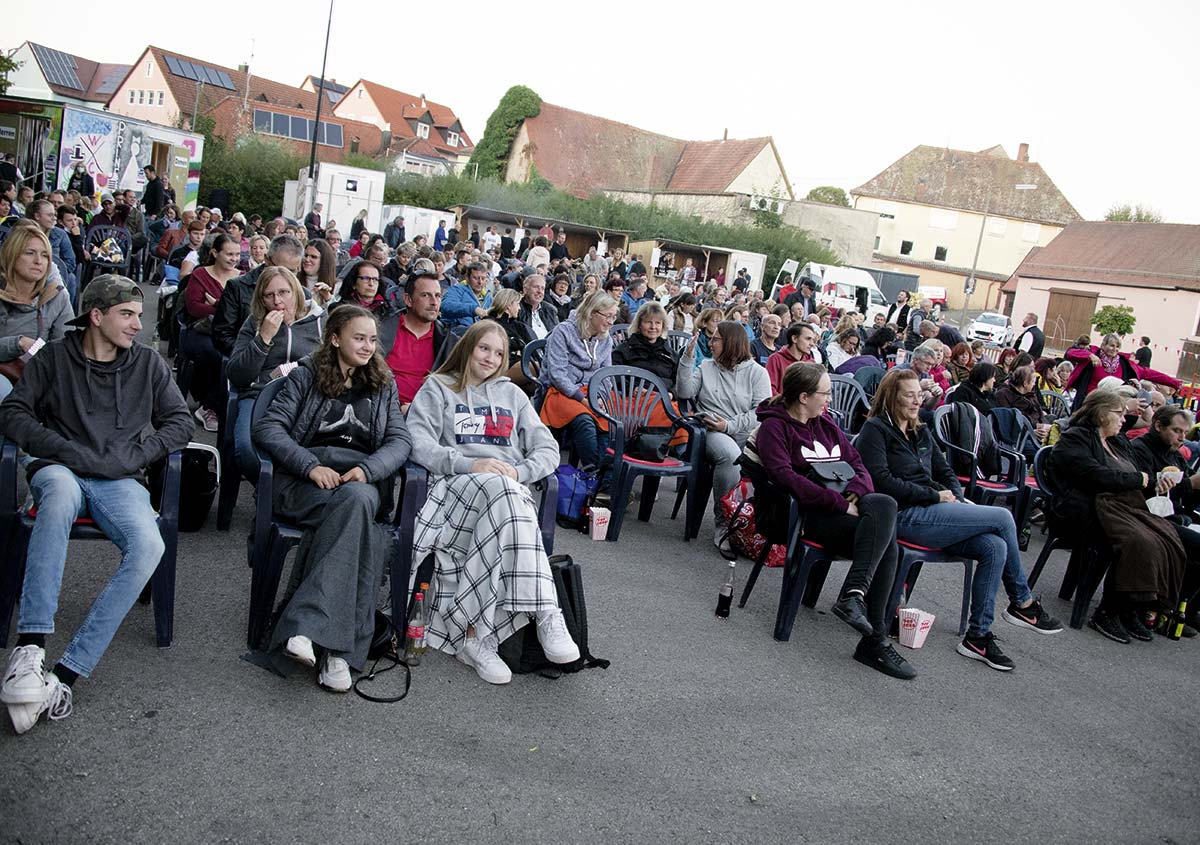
[253,305,411,691]
[182,232,241,430]
[407,320,578,685]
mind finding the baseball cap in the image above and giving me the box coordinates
[67,275,144,327]
[408,258,437,279]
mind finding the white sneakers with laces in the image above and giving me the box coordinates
[9,674,73,735]
[1,644,48,704]
[536,609,581,664]
[457,634,512,685]
[318,655,351,693]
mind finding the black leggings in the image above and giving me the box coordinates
[802,492,899,639]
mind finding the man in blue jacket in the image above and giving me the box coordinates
[440,261,493,328]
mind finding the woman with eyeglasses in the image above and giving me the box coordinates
[825,328,863,371]
[332,260,388,314]
[300,240,338,307]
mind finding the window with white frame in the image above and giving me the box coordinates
[446,131,459,147]
[1022,222,1041,243]
[988,217,1008,237]
[929,208,959,230]
[416,122,430,139]
[158,91,164,106]
[138,90,144,104]
[128,90,135,104]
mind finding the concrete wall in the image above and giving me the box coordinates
[853,195,1065,279]
[504,122,533,184]
[1010,278,1200,377]
[725,144,793,199]
[108,55,181,126]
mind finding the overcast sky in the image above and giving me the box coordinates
[7,0,1197,222]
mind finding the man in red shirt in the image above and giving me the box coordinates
[766,323,825,393]
[381,265,451,412]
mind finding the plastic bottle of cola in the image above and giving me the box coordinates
[406,592,428,664]
[715,561,735,619]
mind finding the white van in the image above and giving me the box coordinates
[803,263,889,322]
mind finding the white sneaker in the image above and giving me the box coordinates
[1,645,47,705]
[8,674,73,735]
[535,609,581,664]
[457,635,512,685]
[318,655,351,693]
[195,407,219,433]
[284,635,316,667]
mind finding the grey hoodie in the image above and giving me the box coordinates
[538,319,612,400]
[227,301,325,401]
[0,332,193,479]
[674,353,772,441]
[406,373,558,485]
[0,284,75,362]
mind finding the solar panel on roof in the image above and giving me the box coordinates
[164,55,183,76]
[218,71,235,89]
[94,68,126,96]
[32,43,83,91]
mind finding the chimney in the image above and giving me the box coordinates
[237,63,248,74]
[1017,142,1029,163]
[722,128,728,141]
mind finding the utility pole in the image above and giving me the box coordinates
[959,190,989,328]
[191,80,204,131]
[307,0,334,202]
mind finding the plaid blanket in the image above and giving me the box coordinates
[413,473,558,653]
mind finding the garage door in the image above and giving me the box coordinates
[1044,290,1098,352]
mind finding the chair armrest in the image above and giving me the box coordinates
[157,450,183,526]
[532,474,558,557]
[0,439,19,517]
[996,446,1027,486]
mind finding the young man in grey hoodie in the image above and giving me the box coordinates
[0,275,193,735]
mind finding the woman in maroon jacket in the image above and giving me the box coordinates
[182,232,241,431]
[743,362,914,680]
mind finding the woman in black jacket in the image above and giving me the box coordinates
[487,289,536,376]
[1048,388,1187,643]
[857,370,1062,671]
[251,305,411,692]
[948,361,997,415]
[611,300,677,383]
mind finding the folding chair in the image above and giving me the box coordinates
[587,366,706,542]
[0,439,182,648]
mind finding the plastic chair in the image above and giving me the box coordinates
[1027,445,1110,629]
[828,374,870,433]
[853,366,887,398]
[932,404,1026,514]
[175,313,196,400]
[521,338,547,412]
[888,542,974,637]
[586,366,706,542]
[83,225,133,280]
[666,331,691,358]
[0,439,182,649]
[1041,390,1070,421]
[216,369,240,531]
[609,324,630,346]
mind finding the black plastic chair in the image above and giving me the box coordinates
[609,324,630,346]
[828,374,870,433]
[175,313,196,400]
[0,439,182,649]
[215,372,241,531]
[521,338,547,412]
[1027,445,1109,629]
[933,404,1026,514]
[586,366,706,542]
[852,366,887,398]
[1041,390,1070,421]
[666,331,691,358]
[888,542,973,637]
[83,225,133,282]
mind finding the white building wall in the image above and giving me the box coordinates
[7,45,54,102]
[724,144,792,199]
[108,55,180,126]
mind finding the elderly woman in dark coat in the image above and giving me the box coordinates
[611,300,678,383]
[1048,389,1186,644]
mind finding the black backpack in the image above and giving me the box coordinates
[498,554,610,677]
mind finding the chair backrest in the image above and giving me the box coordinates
[828,374,870,432]
[1041,390,1070,420]
[586,365,676,433]
[989,406,1037,455]
[666,331,691,358]
[86,224,132,251]
[852,366,887,398]
[1032,445,1060,498]
[521,338,547,381]
[609,323,629,345]
[249,376,292,466]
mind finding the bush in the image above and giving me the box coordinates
[1090,304,1136,337]
[466,85,541,180]
[198,134,305,222]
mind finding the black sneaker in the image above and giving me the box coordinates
[1001,599,1064,634]
[832,594,874,637]
[956,632,1016,671]
[853,638,917,680]
[1121,611,1154,642]
[1088,610,1131,644]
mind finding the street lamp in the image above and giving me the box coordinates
[959,182,1037,327]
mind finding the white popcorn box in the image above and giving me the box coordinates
[898,607,935,649]
[589,507,611,541]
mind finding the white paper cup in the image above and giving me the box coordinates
[589,507,611,541]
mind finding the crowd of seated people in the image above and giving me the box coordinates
[5,195,1200,737]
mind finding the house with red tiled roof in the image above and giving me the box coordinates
[106,47,383,164]
[502,102,794,200]
[332,80,473,173]
[851,142,1082,311]
[6,42,131,107]
[1003,222,1200,377]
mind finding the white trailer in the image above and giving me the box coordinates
[379,204,454,245]
[291,162,388,235]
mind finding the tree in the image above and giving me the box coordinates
[1090,304,1136,337]
[805,186,851,207]
[467,85,542,181]
[0,50,22,96]
[1104,203,1164,223]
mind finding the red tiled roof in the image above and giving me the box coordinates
[667,137,770,193]
[853,144,1082,226]
[1007,222,1200,291]
[27,42,131,104]
[356,80,473,154]
[518,102,783,198]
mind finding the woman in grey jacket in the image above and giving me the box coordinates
[675,320,772,546]
[407,320,579,685]
[0,224,74,401]
[252,305,411,692]
[228,266,325,476]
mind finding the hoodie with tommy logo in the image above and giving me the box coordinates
[745,399,873,513]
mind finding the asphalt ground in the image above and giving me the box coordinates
[2,290,1198,842]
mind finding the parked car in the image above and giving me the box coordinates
[918,286,947,316]
[966,311,1014,345]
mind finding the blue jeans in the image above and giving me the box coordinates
[564,414,612,491]
[0,374,12,403]
[19,465,165,678]
[896,501,1033,636]
[235,396,257,478]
